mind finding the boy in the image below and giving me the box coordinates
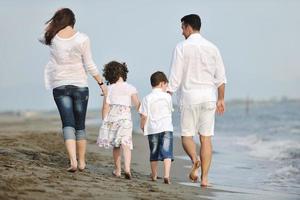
[139,71,174,184]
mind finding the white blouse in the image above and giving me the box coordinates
[41,32,100,89]
[106,82,138,107]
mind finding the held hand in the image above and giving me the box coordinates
[216,99,225,115]
[167,91,173,96]
[100,85,107,97]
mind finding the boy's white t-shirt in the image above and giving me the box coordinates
[139,88,173,135]
[106,82,137,106]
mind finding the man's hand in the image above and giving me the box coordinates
[216,99,225,115]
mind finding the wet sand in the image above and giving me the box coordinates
[0,112,227,200]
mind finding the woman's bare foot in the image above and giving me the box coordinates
[189,160,200,182]
[67,159,77,172]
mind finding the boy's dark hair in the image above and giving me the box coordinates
[181,14,201,31]
[103,61,128,84]
[150,71,168,87]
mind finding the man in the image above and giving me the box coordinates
[168,14,227,187]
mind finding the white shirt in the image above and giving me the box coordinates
[106,82,137,107]
[42,32,100,89]
[139,88,173,135]
[168,33,227,105]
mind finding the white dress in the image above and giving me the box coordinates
[97,82,137,150]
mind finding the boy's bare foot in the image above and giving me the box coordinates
[150,173,157,181]
[112,170,121,178]
[189,160,200,182]
[67,166,77,173]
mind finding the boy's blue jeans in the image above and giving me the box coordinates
[53,85,89,141]
[148,131,174,161]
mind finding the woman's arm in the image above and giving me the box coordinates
[93,74,107,96]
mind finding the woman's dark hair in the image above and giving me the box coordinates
[181,14,201,31]
[150,71,168,87]
[103,61,129,84]
[44,8,76,45]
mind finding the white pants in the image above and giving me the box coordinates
[180,102,216,137]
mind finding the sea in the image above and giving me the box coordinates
[87,100,300,199]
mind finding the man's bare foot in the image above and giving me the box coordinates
[200,176,211,187]
[189,160,200,182]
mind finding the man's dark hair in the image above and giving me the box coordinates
[181,14,201,31]
[103,61,128,84]
[150,71,168,87]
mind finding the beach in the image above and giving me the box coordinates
[1,100,300,200]
[0,112,222,200]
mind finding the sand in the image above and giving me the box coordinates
[0,112,225,200]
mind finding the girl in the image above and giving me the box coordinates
[97,61,140,179]
[40,8,106,172]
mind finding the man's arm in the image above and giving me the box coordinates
[168,44,184,94]
[216,83,225,115]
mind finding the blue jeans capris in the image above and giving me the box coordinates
[53,85,89,141]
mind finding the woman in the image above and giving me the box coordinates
[40,8,106,172]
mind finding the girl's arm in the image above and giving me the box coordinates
[101,96,110,120]
[131,94,140,112]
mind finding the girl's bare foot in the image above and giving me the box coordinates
[164,177,171,184]
[78,161,86,171]
[124,171,132,180]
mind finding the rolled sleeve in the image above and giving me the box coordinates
[214,49,227,87]
[81,37,99,76]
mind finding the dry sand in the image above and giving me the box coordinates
[0,112,226,200]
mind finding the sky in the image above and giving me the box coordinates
[0,0,299,111]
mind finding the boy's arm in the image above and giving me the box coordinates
[101,96,110,120]
[140,114,147,132]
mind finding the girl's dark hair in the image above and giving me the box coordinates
[103,61,129,85]
[44,8,76,45]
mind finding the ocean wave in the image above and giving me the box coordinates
[236,134,300,161]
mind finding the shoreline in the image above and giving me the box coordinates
[0,114,224,200]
